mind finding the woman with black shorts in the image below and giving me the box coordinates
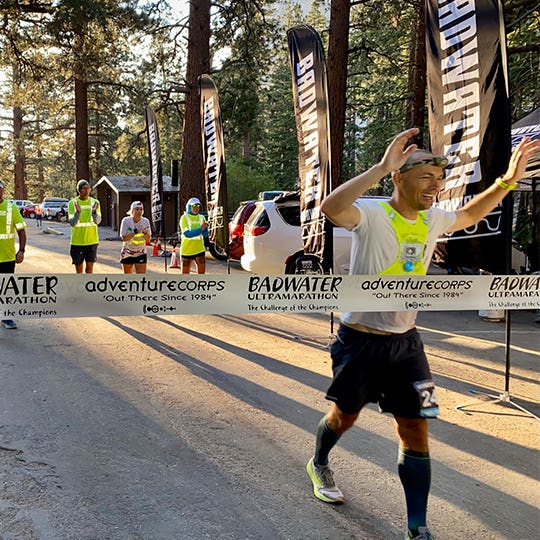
[120,201,151,274]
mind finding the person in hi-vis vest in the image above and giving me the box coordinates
[179,197,208,274]
[68,179,101,273]
[0,179,27,329]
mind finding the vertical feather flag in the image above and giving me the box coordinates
[198,74,229,257]
[145,106,165,239]
[287,24,333,273]
[426,0,511,273]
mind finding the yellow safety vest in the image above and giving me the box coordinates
[68,197,100,246]
[378,201,428,275]
[180,213,206,257]
[0,200,26,262]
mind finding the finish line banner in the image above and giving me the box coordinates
[1,274,538,320]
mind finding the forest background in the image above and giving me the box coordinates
[0,0,538,217]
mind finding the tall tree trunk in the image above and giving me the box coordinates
[13,106,27,199]
[180,0,211,211]
[73,31,90,183]
[75,74,90,182]
[37,146,45,202]
[406,0,426,147]
[94,109,102,180]
[12,63,27,199]
[327,0,351,188]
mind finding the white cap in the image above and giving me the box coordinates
[127,201,144,214]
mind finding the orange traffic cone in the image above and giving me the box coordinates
[157,237,162,250]
[169,247,180,268]
[151,239,160,257]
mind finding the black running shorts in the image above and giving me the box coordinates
[0,260,16,273]
[326,323,439,418]
[181,252,205,261]
[121,253,147,265]
[70,244,98,266]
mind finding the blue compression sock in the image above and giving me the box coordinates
[398,447,431,532]
[314,417,341,467]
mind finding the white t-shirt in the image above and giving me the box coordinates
[341,199,456,333]
[120,216,151,257]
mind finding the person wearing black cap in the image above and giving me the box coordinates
[0,180,27,329]
[305,128,539,540]
[68,179,101,273]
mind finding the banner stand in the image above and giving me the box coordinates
[287,25,335,345]
[456,195,539,420]
[163,237,168,273]
[455,310,539,420]
[319,312,336,349]
[424,0,538,420]
[290,308,335,350]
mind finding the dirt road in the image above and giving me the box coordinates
[0,223,538,539]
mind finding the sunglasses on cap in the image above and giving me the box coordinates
[191,204,201,208]
[399,155,449,173]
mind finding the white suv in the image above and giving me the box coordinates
[240,193,528,276]
[240,193,386,274]
[8,199,33,209]
[42,197,69,220]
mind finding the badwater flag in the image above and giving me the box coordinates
[426,0,511,274]
[287,25,333,274]
[145,106,164,238]
[198,74,229,256]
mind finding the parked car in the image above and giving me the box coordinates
[8,199,34,210]
[257,190,287,201]
[228,200,257,260]
[42,198,69,220]
[21,204,38,218]
[240,192,377,274]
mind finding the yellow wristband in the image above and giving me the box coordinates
[495,177,516,191]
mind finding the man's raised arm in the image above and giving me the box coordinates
[449,136,539,232]
[321,128,419,229]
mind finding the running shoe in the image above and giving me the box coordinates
[306,457,344,503]
[2,320,17,329]
[405,526,433,539]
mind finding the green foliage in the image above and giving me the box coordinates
[345,1,416,178]
[256,30,299,190]
[212,1,301,198]
[225,154,278,209]
[213,0,278,160]
[305,0,329,41]
[0,0,537,205]
[506,1,540,120]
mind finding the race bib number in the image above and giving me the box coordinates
[413,380,439,418]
